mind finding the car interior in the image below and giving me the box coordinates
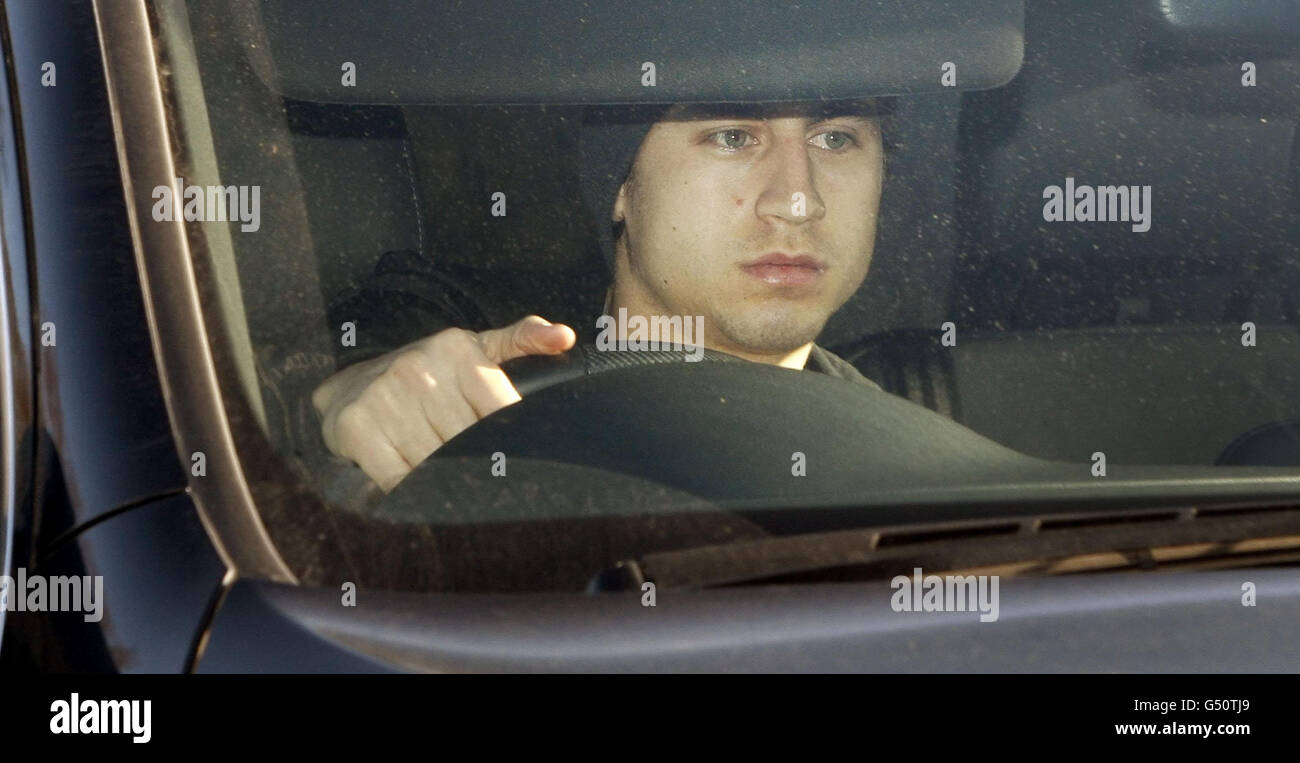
[162,0,1300,518]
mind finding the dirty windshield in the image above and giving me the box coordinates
[148,0,1300,590]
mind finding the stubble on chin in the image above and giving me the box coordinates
[707,303,831,355]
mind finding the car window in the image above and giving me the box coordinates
[145,0,1300,592]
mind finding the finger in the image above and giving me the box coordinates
[476,315,576,364]
[349,436,413,493]
[371,380,444,468]
[387,347,481,448]
[420,375,481,444]
[456,352,523,419]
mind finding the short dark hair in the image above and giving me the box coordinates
[662,96,894,123]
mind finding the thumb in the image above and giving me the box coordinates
[476,315,577,364]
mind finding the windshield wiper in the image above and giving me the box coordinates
[589,503,1300,590]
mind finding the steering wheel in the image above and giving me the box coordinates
[497,341,747,397]
[377,347,1052,525]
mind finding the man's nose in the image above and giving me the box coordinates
[754,136,827,225]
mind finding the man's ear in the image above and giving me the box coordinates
[612,177,630,224]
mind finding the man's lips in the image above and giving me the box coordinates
[740,253,826,286]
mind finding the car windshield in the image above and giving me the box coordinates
[144,1,1300,591]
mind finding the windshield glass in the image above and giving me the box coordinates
[147,0,1300,591]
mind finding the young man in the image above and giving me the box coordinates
[313,98,889,492]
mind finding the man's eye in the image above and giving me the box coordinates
[810,130,856,151]
[707,128,756,151]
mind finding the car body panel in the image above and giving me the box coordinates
[4,494,225,672]
[5,0,186,540]
[200,568,1300,672]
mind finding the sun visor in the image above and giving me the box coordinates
[234,0,1024,105]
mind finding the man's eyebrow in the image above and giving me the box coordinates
[813,114,877,126]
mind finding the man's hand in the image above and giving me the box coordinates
[311,315,576,492]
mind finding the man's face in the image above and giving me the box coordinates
[611,101,885,357]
